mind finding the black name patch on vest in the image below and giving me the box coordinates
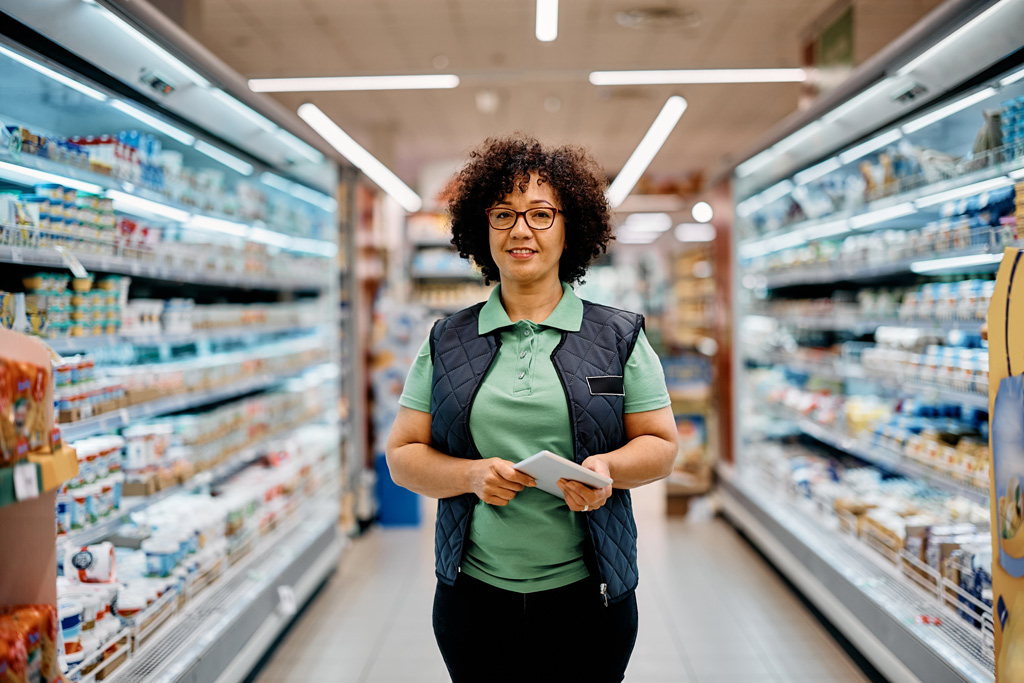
[586,375,625,396]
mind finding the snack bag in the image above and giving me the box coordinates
[0,617,37,683]
[25,365,47,452]
[0,360,15,465]
[0,628,28,683]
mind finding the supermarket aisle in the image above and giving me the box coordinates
[253,483,874,683]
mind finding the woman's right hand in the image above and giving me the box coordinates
[468,458,536,506]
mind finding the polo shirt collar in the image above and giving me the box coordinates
[478,282,583,335]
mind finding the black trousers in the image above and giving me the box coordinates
[433,573,639,683]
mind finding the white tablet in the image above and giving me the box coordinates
[513,450,613,500]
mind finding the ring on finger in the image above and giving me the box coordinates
[582,504,590,512]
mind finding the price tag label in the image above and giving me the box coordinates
[53,246,89,278]
[277,585,297,616]
[13,462,39,501]
[10,248,23,263]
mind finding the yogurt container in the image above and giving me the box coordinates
[58,599,83,653]
[142,538,179,578]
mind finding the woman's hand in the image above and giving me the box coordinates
[557,456,613,512]
[468,458,536,506]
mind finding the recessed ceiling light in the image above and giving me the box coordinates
[590,68,807,86]
[691,201,713,223]
[249,74,460,92]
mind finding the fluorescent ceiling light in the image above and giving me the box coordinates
[897,0,1013,76]
[110,100,196,145]
[838,129,902,165]
[910,252,1004,274]
[675,223,716,242]
[298,103,422,212]
[209,89,277,132]
[589,68,806,86]
[914,176,1014,208]
[90,6,210,88]
[735,148,776,178]
[249,75,460,92]
[691,202,714,223]
[794,158,841,185]
[606,96,687,208]
[109,190,191,223]
[194,140,254,176]
[901,88,997,134]
[275,129,324,163]
[0,160,104,195]
[621,213,673,232]
[186,214,249,238]
[803,218,852,240]
[536,0,558,41]
[0,45,106,101]
[849,202,915,229]
[1001,66,1024,87]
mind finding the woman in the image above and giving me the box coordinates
[386,135,678,682]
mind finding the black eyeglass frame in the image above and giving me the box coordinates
[484,207,562,230]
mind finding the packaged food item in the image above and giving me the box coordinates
[57,600,82,655]
[142,538,179,578]
[66,544,116,584]
[0,629,28,683]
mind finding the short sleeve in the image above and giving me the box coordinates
[398,334,433,413]
[623,328,672,414]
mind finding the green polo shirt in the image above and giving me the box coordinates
[399,283,670,592]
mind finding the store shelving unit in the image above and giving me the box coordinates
[727,1,1024,679]
[0,3,360,681]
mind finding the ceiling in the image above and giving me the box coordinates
[179,0,935,202]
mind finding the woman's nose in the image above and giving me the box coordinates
[510,215,532,237]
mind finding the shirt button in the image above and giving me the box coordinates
[520,350,527,358]
[524,330,531,337]
[518,371,525,380]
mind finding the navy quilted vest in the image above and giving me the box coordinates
[428,300,645,604]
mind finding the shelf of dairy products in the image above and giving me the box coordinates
[768,315,984,334]
[46,323,325,354]
[719,462,994,683]
[61,404,335,548]
[740,149,1024,254]
[59,348,334,442]
[58,431,342,683]
[0,149,336,259]
[0,242,327,292]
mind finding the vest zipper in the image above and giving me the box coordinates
[600,583,609,607]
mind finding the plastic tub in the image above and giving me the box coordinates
[142,538,179,578]
[58,599,83,651]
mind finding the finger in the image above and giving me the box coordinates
[563,486,587,510]
[489,486,517,501]
[495,461,536,488]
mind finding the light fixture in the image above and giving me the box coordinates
[910,252,1004,273]
[848,202,915,229]
[109,190,191,223]
[901,88,997,134]
[838,129,902,165]
[914,176,1014,208]
[0,45,107,101]
[1010,168,1024,181]
[194,140,254,176]
[260,172,338,213]
[249,75,460,92]
[90,5,210,88]
[249,225,294,249]
[291,236,339,258]
[803,218,852,240]
[606,96,687,208]
[772,122,824,156]
[822,78,896,124]
[794,158,841,186]
[1001,66,1024,87]
[536,0,558,41]
[110,100,196,145]
[897,0,1014,76]
[260,172,294,193]
[691,201,713,223]
[275,130,324,163]
[589,68,806,86]
[298,103,423,212]
[675,223,715,242]
[209,89,277,132]
[739,180,794,217]
[616,232,661,244]
[187,214,249,238]
[621,213,673,232]
[0,160,105,195]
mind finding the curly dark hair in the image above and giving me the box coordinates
[447,134,614,285]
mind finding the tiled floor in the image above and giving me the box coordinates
[252,482,874,683]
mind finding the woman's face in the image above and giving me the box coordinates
[487,172,566,288]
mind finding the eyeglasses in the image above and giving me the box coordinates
[485,207,561,230]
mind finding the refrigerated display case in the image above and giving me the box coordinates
[0,1,360,681]
[724,1,1024,682]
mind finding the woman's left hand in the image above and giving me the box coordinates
[557,456,612,513]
